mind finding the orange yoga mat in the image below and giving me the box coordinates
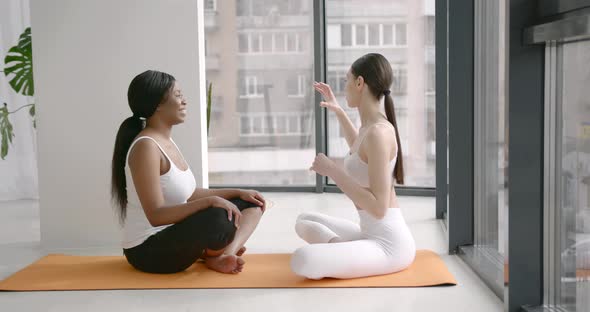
[0,250,456,291]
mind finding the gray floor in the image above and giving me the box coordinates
[0,194,503,312]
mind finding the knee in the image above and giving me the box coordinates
[297,212,323,223]
[290,247,324,280]
[294,219,311,239]
[202,208,236,250]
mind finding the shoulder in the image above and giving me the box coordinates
[128,136,161,166]
[365,123,396,145]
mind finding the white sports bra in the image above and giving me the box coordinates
[343,122,398,188]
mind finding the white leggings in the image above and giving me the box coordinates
[290,209,416,280]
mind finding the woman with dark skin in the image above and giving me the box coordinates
[112,70,265,274]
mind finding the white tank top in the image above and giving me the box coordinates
[122,136,196,249]
[343,122,397,188]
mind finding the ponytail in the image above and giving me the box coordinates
[111,116,143,223]
[384,94,404,184]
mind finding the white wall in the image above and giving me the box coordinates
[31,0,208,251]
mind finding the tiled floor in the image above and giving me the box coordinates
[0,193,503,312]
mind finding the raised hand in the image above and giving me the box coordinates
[313,82,342,113]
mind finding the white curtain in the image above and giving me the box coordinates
[0,0,38,201]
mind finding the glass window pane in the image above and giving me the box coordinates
[286,33,296,52]
[262,33,273,52]
[206,1,315,186]
[251,34,260,52]
[355,24,366,45]
[326,1,434,188]
[396,23,407,45]
[558,39,590,312]
[240,116,250,134]
[383,24,393,45]
[341,24,352,46]
[274,33,285,52]
[238,34,249,53]
[236,0,248,16]
[369,24,380,46]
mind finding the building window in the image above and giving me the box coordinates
[205,0,216,11]
[355,24,367,46]
[238,34,249,53]
[341,24,352,46]
[383,24,393,45]
[240,76,264,98]
[426,64,435,93]
[396,23,407,46]
[327,71,347,94]
[237,32,306,54]
[392,68,407,94]
[239,113,312,136]
[369,24,380,46]
[240,116,251,134]
[425,16,435,46]
[334,23,407,48]
[288,74,306,97]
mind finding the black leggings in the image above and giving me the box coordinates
[123,198,260,274]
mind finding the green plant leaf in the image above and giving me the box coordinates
[29,104,36,128]
[207,82,212,135]
[0,104,15,160]
[4,27,34,96]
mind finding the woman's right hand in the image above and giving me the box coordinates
[209,196,241,228]
[314,82,342,113]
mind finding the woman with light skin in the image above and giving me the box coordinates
[111,70,265,274]
[291,53,416,279]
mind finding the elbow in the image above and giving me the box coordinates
[147,217,164,227]
[145,211,165,227]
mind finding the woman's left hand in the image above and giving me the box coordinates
[239,189,266,213]
[310,153,337,177]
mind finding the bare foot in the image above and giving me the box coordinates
[236,246,247,257]
[205,254,245,274]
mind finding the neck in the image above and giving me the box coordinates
[145,118,172,139]
[358,95,385,127]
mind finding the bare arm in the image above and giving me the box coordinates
[129,139,233,227]
[315,125,395,218]
[188,188,240,202]
[334,108,358,148]
[314,82,358,148]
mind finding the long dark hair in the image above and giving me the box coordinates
[351,53,404,184]
[111,70,176,222]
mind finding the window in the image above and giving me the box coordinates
[240,76,263,98]
[426,64,435,93]
[369,24,380,46]
[326,2,433,188]
[237,32,307,54]
[239,113,312,137]
[355,24,367,46]
[383,24,393,45]
[240,116,251,134]
[207,0,315,186]
[396,23,407,46]
[335,23,406,48]
[392,68,407,94]
[288,75,306,97]
[205,0,216,11]
[341,24,352,46]
[327,71,347,94]
[238,34,249,53]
